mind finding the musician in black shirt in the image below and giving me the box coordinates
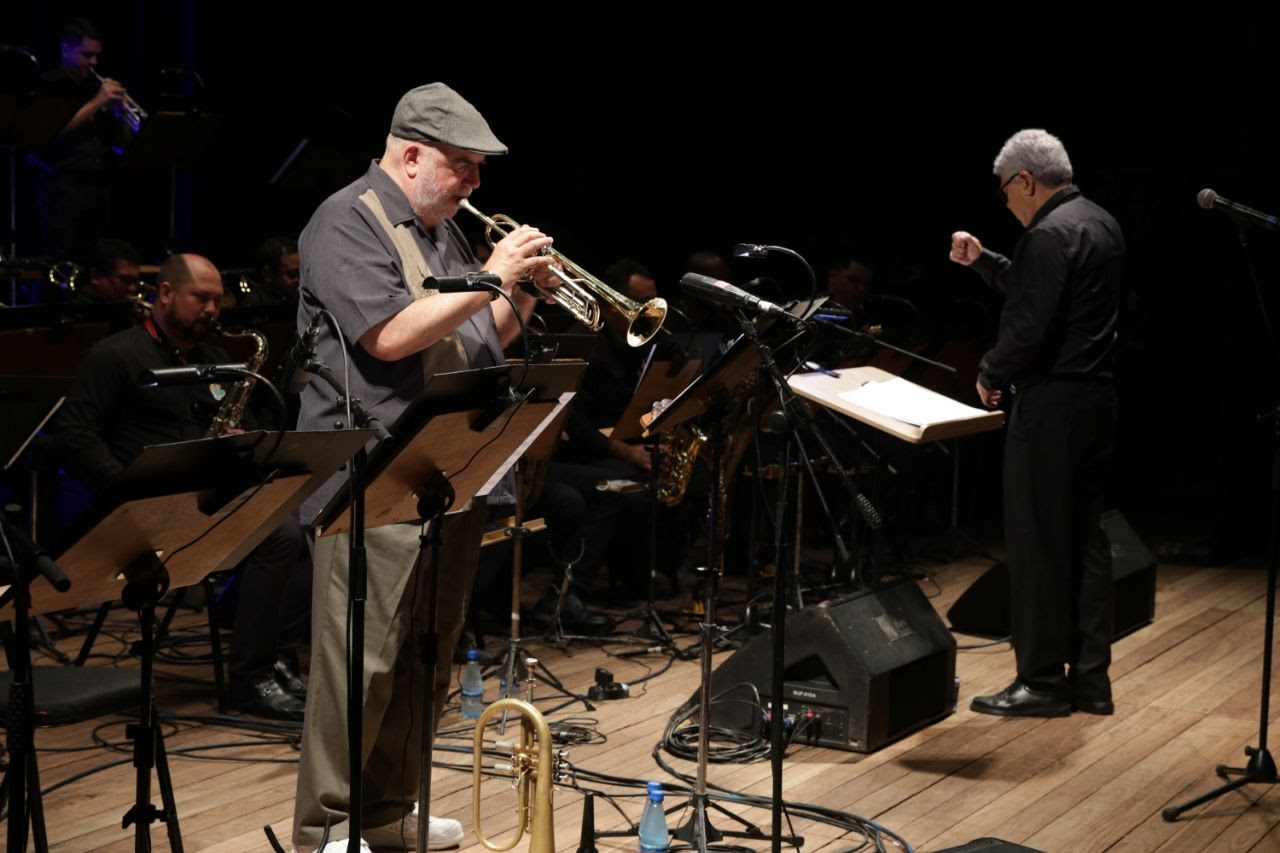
[950,129,1123,718]
[55,253,311,721]
[34,18,135,257]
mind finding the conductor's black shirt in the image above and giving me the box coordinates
[971,186,1124,389]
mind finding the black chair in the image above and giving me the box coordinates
[0,663,183,851]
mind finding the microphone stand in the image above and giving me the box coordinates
[299,352,389,853]
[414,472,454,853]
[1163,220,1280,820]
[0,509,71,853]
[733,309,877,853]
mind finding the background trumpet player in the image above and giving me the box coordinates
[34,17,139,256]
[67,237,143,306]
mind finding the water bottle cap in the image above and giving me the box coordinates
[466,649,479,661]
[647,781,663,796]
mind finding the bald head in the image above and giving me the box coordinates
[154,253,223,350]
[158,253,219,290]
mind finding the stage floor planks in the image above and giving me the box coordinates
[12,552,1280,852]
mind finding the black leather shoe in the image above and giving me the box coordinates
[531,591,615,636]
[230,677,306,721]
[1073,697,1115,715]
[971,682,1071,717]
[274,657,307,700]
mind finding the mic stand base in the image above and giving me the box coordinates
[1163,407,1280,821]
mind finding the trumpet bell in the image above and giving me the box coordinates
[626,296,668,348]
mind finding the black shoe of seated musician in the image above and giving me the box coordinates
[230,676,306,721]
[274,657,307,700]
[970,681,1071,718]
[452,635,500,666]
[531,590,615,635]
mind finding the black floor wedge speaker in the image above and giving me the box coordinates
[947,510,1156,639]
[677,577,956,753]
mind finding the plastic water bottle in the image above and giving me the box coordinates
[638,781,669,852]
[460,650,485,719]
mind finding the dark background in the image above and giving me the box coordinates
[6,2,1278,557]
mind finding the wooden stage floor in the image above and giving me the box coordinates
[15,551,1280,852]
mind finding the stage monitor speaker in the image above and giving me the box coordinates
[934,840,1045,853]
[677,577,956,754]
[946,509,1156,640]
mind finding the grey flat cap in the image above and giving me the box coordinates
[389,82,508,155]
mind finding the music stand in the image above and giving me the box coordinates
[603,356,703,648]
[3,429,358,852]
[312,363,582,853]
[496,387,582,690]
[120,109,224,246]
[787,366,1004,444]
[505,332,598,363]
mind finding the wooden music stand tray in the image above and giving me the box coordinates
[611,357,703,443]
[315,362,585,536]
[1,428,361,851]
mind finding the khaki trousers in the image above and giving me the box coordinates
[293,507,483,848]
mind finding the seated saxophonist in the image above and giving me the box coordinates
[54,252,312,721]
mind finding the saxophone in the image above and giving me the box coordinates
[656,425,707,507]
[206,320,269,437]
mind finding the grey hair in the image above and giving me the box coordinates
[992,129,1073,187]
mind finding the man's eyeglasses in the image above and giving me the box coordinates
[998,172,1023,202]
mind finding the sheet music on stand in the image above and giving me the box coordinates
[788,365,1004,443]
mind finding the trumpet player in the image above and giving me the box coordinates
[291,82,560,853]
[66,237,142,306]
[34,17,137,256]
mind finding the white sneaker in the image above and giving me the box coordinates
[365,814,463,850]
[294,838,373,853]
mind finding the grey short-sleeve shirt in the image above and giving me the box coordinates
[296,161,504,524]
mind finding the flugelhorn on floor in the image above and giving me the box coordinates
[458,199,667,347]
[472,697,558,853]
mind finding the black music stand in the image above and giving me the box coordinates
[505,332,598,363]
[11,430,361,852]
[313,363,582,853]
[607,356,703,648]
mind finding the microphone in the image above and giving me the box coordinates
[733,243,770,259]
[0,510,70,593]
[424,272,503,297]
[140,364,249,386]
[1197,189,1280,232]
[279,311,323,393]
[679,272,794,320]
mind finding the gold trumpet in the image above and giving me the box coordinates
[472,697,558,853]
[458,199,668,347]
